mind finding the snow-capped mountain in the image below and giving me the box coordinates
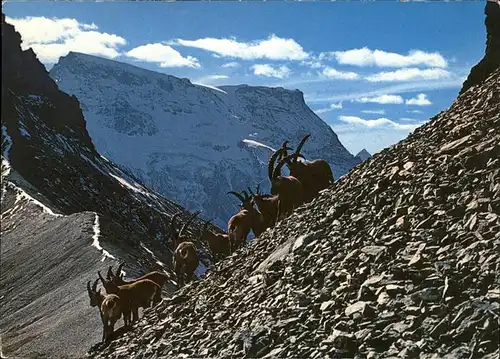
[50,52,361,228]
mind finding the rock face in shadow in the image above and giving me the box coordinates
[460,1,500,95]
[1,13,218,358]
[88,64,500,358]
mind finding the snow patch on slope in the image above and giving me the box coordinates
[91,213,116,261]
[14,188,63,218]
[242,139,277,153]
[2,125,13,198]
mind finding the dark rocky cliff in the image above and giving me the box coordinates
[460,1,500,95]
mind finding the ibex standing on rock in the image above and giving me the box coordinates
[268,147,305,222]
[200,218,231,262]
[106,263,168,305]
[280,134,334,202]
[248,185,279,231]
[169,211,201,251]
[86,279,122,343]
[227,190,265,251]
[97,271,161,326]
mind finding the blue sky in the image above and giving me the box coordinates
[3,1,485,155]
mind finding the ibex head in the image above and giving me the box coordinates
[227,190,253,211]
[86,278,101,307]
[268,147,296,195]
[287,134,311,166]
[171,211,201,246]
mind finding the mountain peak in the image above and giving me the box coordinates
[49,53,360,228]
[355,148,372,162]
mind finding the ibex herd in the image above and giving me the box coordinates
[86,134,333,343]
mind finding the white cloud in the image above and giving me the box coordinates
[303,76,464,103]
[221,61,240,68]
[314,102,343,114]
[322,47,448,68]
[405,93,432,106]
[6,16,126,64]
[354,95,404,104]
[195,74,229,84]
[301,60,323,69]
[407,109,423,114]
[251,64,291,79]
[366,68,451,82]
[172,34,309,61]
[321,67,359,80]
[361,109,386,115]
[338,116,423,130]
[125,43,200,68]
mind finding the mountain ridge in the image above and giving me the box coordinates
[1,14,218,358]
[49,51,361,229]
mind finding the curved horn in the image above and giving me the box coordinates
[87,280,92,294]
[247,187,254,196]
[178,210,201,240]
[92,278,99,292]
[97,270,106,284]
[293,134,311,163]
[256,184,261,195]
[227,191,246,203]
[115,262,126,278]
[106,266,114,280]
[198,219,213,242]
[241,190,250,201]
[273,153,297,179]
[268,148,285,181]
[170,212,181,240]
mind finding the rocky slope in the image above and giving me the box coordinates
[89,64,500,359]
[49,53,361,229]
[1,14,219,358]
[460,0,500,94]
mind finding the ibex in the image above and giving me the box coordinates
[247,185,279,231]
[106,263,169,304]
[280,134,334,202]
[169,210,202,251]
[227,190,265,251]
[97,271,161,325]
[200,218,231,262]
[268,147,305,222]
[86,279,122,343]
[173,212,205,288]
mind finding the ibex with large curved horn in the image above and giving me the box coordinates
[268,147,305,222]
[169,210,202,251]
[248,184,279,231]
[106,263,169,304]
[227,190,265,251]
[173,211,204,288]
[200,218,231,262]
[281,134,334,202]
[97,271,161,325]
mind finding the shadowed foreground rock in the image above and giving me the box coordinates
[88,69,500,358]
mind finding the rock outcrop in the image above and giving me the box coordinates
[88,65,500,358]
[460,0,500,95]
